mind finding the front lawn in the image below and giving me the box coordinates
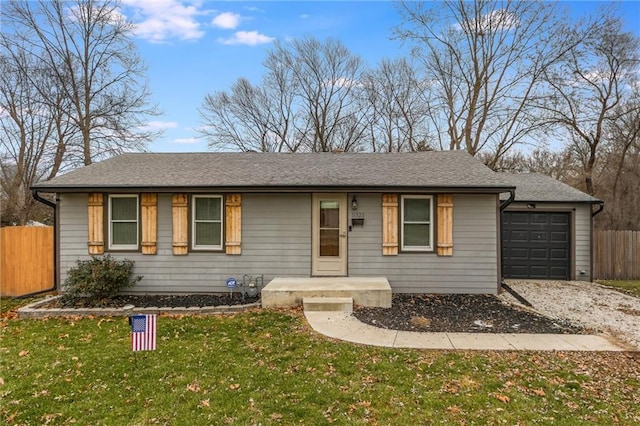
[597,280,640,297]
[1,306,639,425]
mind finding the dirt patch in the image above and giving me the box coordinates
[353,293,585,334]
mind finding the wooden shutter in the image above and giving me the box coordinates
[141,193,158,255]
[172,193,188,255]
[382,194,398,256]
[225,194,242,255]
[87,193,104,255]
[437,194,454,256]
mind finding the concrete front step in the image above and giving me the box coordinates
[303,297,353,313]
[262,277,392,308]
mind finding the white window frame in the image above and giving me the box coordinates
[401,195,434,252]
[191,195,223,251]
[108,194,139,250]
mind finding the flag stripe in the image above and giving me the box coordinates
[131,314,156,351]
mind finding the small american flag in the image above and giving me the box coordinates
[131,314,156,351]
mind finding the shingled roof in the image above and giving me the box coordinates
[33,150,514,193]
[501,173,600,203]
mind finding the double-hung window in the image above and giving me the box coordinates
[401,195,433,251]
[192,195,223,250]
[109,194,139,250]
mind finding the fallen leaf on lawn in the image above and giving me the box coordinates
[229,383,240,390]
[198,399,210,408]
[494,393,510,403]
[19,350,29,357]
[270,413,283,420]
[0,377,4,386]
[187,382,201,392]
[446,405,462,415]
[58,333,69,339]
[533,388,546,397]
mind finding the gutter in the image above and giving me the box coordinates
[15,190,58,298]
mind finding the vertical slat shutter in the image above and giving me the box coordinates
[172,194,188,255]
[141,193,158,255]
[225,194,242,255]
[437,194,454,256]
[382,194,398,255]
[88,193,104,255]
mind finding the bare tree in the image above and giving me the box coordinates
[199,63,300,152]
[540,13,640,195]
[2,0,159,166]
[360,58,432,152]
[395,0,580,167]
[0,37,75,224]
[200,37,368,152]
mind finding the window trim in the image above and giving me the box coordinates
[400,194,434,252]
[191,194,224,251]
[108,194,139,251]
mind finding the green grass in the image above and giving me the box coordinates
[597,280,640,297]
[1,307,639,425]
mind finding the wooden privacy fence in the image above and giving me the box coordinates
[593,230,640,280]
[0,226,54,297]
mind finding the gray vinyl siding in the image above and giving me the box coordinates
[58,191,501,294]
[505,202,593,281]
[348,193,500,293]
[58,193,311,293]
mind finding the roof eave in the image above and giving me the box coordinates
[31,184,516,194]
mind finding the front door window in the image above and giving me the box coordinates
[319,201,340,256]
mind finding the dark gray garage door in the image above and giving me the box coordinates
[502,211,570,279]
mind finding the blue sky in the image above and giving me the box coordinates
[119,1,640,153]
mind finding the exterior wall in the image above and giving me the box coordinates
[58,193,312,293]
[348,193,500,294]
[58,191,501,294]
[505,202,593,281]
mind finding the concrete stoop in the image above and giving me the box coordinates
[303,297,353,313]
[261,276,392,308]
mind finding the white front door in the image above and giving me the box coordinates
[312,193,348,276]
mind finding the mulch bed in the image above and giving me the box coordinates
[353,293,585,334]
[40,293,260,309]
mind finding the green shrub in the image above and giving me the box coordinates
[62,255,142,304]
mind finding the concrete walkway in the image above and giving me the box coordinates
[304,311,628,351]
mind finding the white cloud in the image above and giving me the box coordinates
[212,12,241,29]
[123,0,205,43]
[140,120,178,131]
[218,31,275,46]
[173,137,201,144]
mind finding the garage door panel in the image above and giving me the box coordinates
[531,214,550,224]
[530,231,547,241]
[550,231,568,242]
[509,230,529,242]
[509,247,529,259]
[551,214,569,225]
[550,266,569,276]
[502,211,570,280]
[529,248,548,260]
[529,266,550,277]
[550,249,568,260]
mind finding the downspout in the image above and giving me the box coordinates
[590,201,604,281]
[498,189,515,292]
[591,201,604,217]
[14,190,58,298]
[499,188,515,211]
